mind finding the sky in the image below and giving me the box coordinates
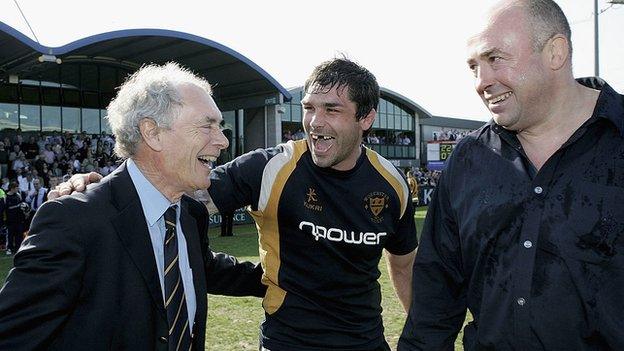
[1,0,622,121]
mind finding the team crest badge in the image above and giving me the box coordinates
[364,192,389,223]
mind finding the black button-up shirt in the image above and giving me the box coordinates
[399,78,624,350]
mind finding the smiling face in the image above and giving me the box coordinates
[302,85,374,171]
[157,84,229,195]
[466,5,551,131]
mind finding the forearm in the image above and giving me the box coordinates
[205,251,266,297]
[385,249,416,313]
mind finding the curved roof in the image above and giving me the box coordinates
[380,87,432,118]
[0,22,291,103]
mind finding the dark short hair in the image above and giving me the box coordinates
[304,58,380,137]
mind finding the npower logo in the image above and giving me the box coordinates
[299,221,386,246]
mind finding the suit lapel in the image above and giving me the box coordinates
[109,163,167,321]
[180,199,207,335]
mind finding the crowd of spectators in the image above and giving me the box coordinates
[282,129,305,142]
[432,129,472,142]
[366,131,412,145]
[0,130,120,254]
[406,167,441,187]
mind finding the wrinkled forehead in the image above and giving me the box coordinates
[179,83,222,122]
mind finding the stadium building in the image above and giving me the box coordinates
[0,22,291,163]
[1,21,484,169]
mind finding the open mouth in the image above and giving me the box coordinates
[487,91,513,105]
[197,155,217,169]
[310,133,335,153]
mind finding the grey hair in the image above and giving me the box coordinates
[520,0,572,56]
[106,62,212,159]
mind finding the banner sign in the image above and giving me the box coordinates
[209,207,255,226]
[416,185,435,207]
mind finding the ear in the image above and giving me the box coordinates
[138,118,164,152]
[545,35,569,71]
[359,108,376,132]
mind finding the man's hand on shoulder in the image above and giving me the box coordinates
[47,172,103,200]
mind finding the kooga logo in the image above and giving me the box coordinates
[299,221,386,245]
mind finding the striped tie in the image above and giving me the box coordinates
[163,206,192,351]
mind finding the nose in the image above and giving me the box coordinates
[475,64,494,96]
[308,110,325,130]
[214,129,229,150]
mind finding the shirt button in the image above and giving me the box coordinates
[534,186,543,194]
[517,297,526,306]
[523,240,533,248]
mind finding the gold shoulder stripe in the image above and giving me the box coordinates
[365,147,409,218]
[249,140,308,314]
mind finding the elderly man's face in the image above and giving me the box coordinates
[157,84,229,194]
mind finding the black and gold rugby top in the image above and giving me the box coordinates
[209,140,417,351]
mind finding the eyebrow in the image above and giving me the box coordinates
[466,47,505,65]
[301,100,343,108]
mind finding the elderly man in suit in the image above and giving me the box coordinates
[0,62,265,350]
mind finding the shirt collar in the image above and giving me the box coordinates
[576,77,624,137]
[126,158,179,226]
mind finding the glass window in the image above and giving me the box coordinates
[62,107,80,133]
[101,92,114,109]
[379,113,387,129]
[0,84,19,103]
[99,66,117,93]
[61,64,80,89]
[20,85,40,105]
[83,91,99,109]
[80,65,98,91]
[42,87,61,106]
[292,104,302,122]
[388,114,395,130]
[42,106,61,131]
[82,108,100,133]
[292,89,302,101]
[0,103,18,130]
[281,104,291,122]
[101,109,112,134]
[378,99,387,114]
[387,102,395,115]
[63,89,81,107]
[20,104,40,131]
[373,116,379,128]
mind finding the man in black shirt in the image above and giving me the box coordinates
[399,0,624,350]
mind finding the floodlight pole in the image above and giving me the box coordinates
[594,0,599,77]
